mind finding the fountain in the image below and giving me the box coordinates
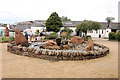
[7,28,110,61]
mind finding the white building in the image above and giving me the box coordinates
[15,20,119,38]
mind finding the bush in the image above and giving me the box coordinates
[115,32,120,41]
[83,35,91,41]
[109,32,116,40]
[45,32,58,39]
[61,32,68,39]
[51,32,56,35]
[0,36,15,42]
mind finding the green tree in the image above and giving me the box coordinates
[61,27,73,34]
[105,17,115,28]
[45,12,63,32]
[91,22,102,31]
[76,20,90,35]
[61,16,71,21]
[76,20,102,36]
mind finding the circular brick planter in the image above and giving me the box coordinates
[7,41,110,61]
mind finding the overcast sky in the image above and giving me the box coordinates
[0,0,119,24]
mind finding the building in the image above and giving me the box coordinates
[14,20,119,38]
[0,24,15,36]
[16,21,33,32]
[0,24,6,36]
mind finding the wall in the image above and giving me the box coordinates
[87,29,111,38]
[31,27,45,33]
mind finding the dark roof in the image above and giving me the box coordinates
[110,22,119,29]
[32,20,46,27]
[9,25,16,31]
[0,24,6,27]
[16,21,32,31]
[13,20,120,31]
[62,21,82,27]
[100,22,119,29]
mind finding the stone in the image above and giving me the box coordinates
[82,51,88,56]
[7,43,13,48]
[48,51,52,56]
[12,46,18,50]
[16,50,20,54]
[28,48,34,52]
[5,27,9,36]
[15,27,29,47]
[62,45,71,50]
[22,47,27,52]
[42,50,46,55]
[84,39,94,51]
[62,40,68,45]
[18,45,22,47]
[45,40,57,46]
[17,47,22,51]
[45,46,60,50]
[69,36,84,45]
[35,49,40,54]
[94,46,99,50]
[23,52,28,56]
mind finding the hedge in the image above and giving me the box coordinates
[115,32,120,41]
[45,32,58,39]
[109,32,115,40]
[0,36,15,42]
[109,32,120,41]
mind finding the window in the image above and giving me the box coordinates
[88,30,93,33]
[102,30,103,34]
[96,31,98,34]
[65,22,72,24]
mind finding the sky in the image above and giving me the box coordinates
[0,0,119,24]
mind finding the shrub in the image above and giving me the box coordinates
[115,32,120,41]
[45,32,58,39]
[0,36,15,42]
[109,32,115,40]
[51,32,56,35]
[61,32,68,39]
[83,35,91,41]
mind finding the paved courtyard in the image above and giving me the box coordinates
[0,38,118,78]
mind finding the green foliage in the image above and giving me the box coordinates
[76,20,90,34]
[61,16,71,21]
[115,32,120,41]
[0,36,15,42]
[61,27,73,34]
[45,12,63,32]
[91,22,102,31]
[109,32,115,40]
[83,35,91,41]
[105,17,115,27]
[45,32,58,39]
[76,20,102,35]
[61,32,68,39]
[51,32,56,35]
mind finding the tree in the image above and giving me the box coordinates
[61,27,73,34]
[76,20,90,35]
[61,16,71,21]
[75,20,102,36]
[91,22,102,31]
[105,17,115,28]
[45,12,63,32]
